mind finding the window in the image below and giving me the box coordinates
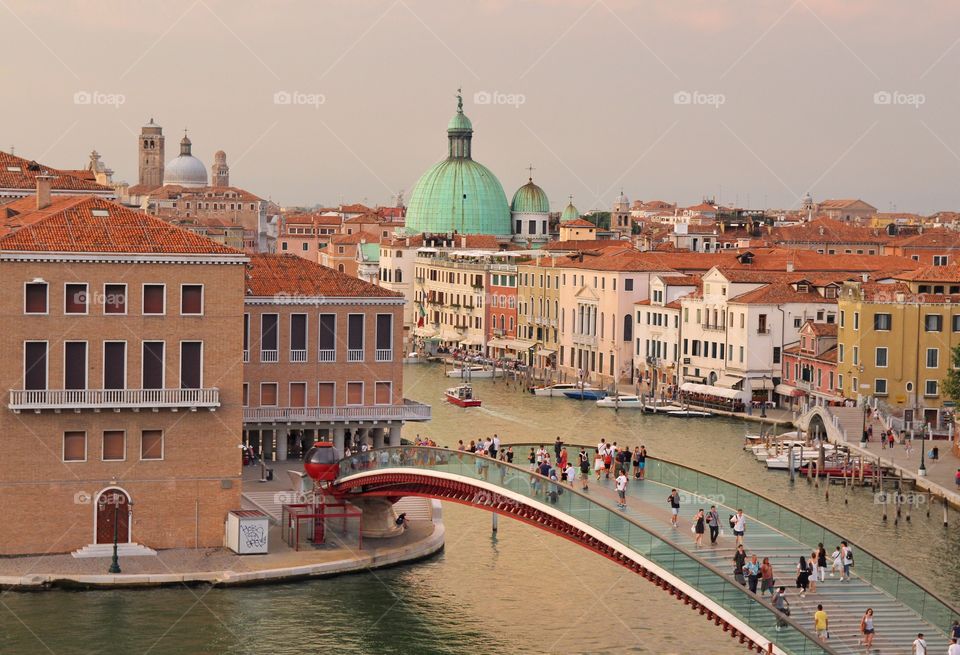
[102,430,125,461]
[925,380,939,397]
[290,382,307,408]
[64,342,88,390]
[875,347,888,368]
[261,314,279,352]
[757,314,768,334]
[142,342,165,389]
[181,284,203,315]
[25,282,47,314]
[853,312,859,330]
[934,255,949,266]
[375,381,392,405]
[319,314,336,360]
[242,383,249,406]
[925,314,943,332]
[873,313,891,331]
[141,430,163,460]
[852,346,859,366]
[953,315,960,332]
[793,317,801,328]
[180,342,203,388]
[926,348,939,368]
[838,344,844,362]
[346,382,364,405]
[63,431,87,462]
[100,283,127,315]
[874,379,888,395]
[24,341,47,390]
[143,284,165,314]
[65,283,88,314]
[348,314,365,357]
[773,346,781,364]
[260,382,278,406]
[840,311,845,328]
[376,314,393,358]
[625,279,634,291]
[290,314,307,354]
[318,382,335,406]
[103,341,126,389]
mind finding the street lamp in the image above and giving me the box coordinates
[99,494,126,574]
[919,423,928,477]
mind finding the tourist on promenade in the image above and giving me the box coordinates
[528,448,536,471]
[554,437,562,462]
[632,446,642,479]
[760,557,775,596]
[637,446,647,480]
[603,448,613,479]
[746,553,760,593]
[830,545,842,577]
[772,587,790,630]
[536,444,548,464]
[859,608,875,648]
[668,489,681,527]
[796,555,811,598]
[813,604,829,642]
[692,509,705,547]
[955,468,960,490]
[615,469,628,509]
[952,620,960,641]
[912,632,928,654]
[559,446,568,470]
[506,446,514,465]
[619,447,631,476]
[490,434,500,459]
[948,637,960,655]
[816,543,828,583]
[594,452,605,481]
[457,440,466,452]
[578,448,590,491]
[808,551,819,593]
[732,509,746,546]
[840,541,853,582]
[565,461,576,487]
[706,505,720,545]
[733,545,747,586]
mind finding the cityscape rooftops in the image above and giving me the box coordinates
[245,253,401,298]
[0,151,114,194]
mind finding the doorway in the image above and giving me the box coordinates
[96,488,130,544]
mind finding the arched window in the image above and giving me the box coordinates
[508,296,515,309]
[395,268,402,283]
[623,314,633,342]
[500,315,505,330]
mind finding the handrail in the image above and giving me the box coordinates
[337,446,836,655]
[503,441,960,636]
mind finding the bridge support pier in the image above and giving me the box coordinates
[372,427,385,449]
[389,425,402,447]
[333,427,346,459]
[348,497,403,538]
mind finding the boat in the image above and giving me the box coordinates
[798,462,874,477]
[665,409,714,418]
[445,384,481,407]
[642,398,684,413]
[446,364,498,379]
[402,352,428,364]
[595,393,644,409]
[533,382,598,397]
[563,388,608,401]
[765,446,839,470]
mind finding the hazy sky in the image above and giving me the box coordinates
[3,0,960,213]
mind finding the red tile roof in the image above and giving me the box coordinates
[562,218,598,228]
[0,196,241,255]
[728,282,835,305]
[886,229,960,249]
[147,185,263,202]
[895,264,960,283]
[338,203,374,214]
[284,212,343,226]
[0,151,114,193]
[246,253,400,298]
[770,217,889,244]
[542,239,629,252]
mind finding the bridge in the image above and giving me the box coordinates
[329,445,959,654]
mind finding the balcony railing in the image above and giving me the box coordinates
[8,388,220,412]
[348,349,364,362]
[290,349,307,363]
[702,323,725,331]
[756,328,770,335]
[572,332,598,346]
[242,350,250,363]
[376,349,393,362]
[243,399,431,424]
[261,349,279,363]
[318,349,335,363]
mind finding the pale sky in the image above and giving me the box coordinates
[2,0,960,214]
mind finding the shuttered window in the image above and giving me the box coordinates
[242,383,249,406]
[143,285,165,314]
[63,431,86,461]
[102,430,125,461]
[141,430,163,460]
[290,382,306,407]
[376,314,392,350]
[261,314,279,350]
[375,381,392,405]
[260,383,278,406]
[181,285,203,315]
[348,315,364,350]
[318,382,335,406]
[290,314,307,350]
[25,282,47,314]
[346,382,363,405]
[103,342,126,389]
[142,342,164,389]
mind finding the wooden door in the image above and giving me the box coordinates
[96,489,130,544]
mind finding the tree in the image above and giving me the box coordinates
[942,344,960,402]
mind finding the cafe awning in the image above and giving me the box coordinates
[536,347,556,356]
[774,383,805,397]
[751,377,775,391]
[679,382,744,400]
[414,326,438,338]
[716,374,744,389]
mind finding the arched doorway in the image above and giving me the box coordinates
[96,488,131,544]
[708,371,718,385]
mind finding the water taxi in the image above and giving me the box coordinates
[445,384,482,407]
[446,364,498,379]
[595,393,644,409]
[533,382,598,397]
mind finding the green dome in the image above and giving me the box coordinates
[561,200,580,222]
[405,91,511,236]
[511,179,550,214]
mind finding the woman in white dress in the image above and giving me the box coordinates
[594,452,605,480]
[830,546,842,577]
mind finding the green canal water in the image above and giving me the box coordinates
[3,364,958,654]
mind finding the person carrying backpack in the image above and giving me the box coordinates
[578,447,590,491]
[667,489,681,527]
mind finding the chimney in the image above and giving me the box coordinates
[786,261,794,273]
[861,272,868,282]
[36,175,53,210]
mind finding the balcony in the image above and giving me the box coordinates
[243,399,432,424]
[572,333,598,346]
[8,388,220,413]
[261,349,279,363]
[318,349,335,363]
[348,349,364,362]
[376,348,393,362]
[702,323,725,332]
[290,349,307,363]
[756,328,770,335]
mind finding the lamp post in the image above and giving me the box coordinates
[104,494,123,574]
[919,422,928,477]
[760,375,768,418]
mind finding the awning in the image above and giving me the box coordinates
[439,329,463,342]
[679,382,744,400]
[414,326,438,338]
[510,339,536,351]
[774,383,805,397]
[683,375,706,384]
[487,338,510,349]
[715,374,744,389]
[750,378,775,390]
[536,348,556,356]
[461,334,483,346]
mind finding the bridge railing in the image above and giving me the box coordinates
[503,442,958,637]
[338,446,834,655]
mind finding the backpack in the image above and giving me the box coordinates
[729,515,737,528]
[848,550,854,567]
[667,495,673,506]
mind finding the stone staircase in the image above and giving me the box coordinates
[72,543,157,559]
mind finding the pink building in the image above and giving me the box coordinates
[780,320,841,408]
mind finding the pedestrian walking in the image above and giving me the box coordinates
[706,505,720,545]
[830,545,842,577]
[912,632,927,655]
[579,447,590,491]
[668,489,681,527]
[813,604,829,642]
[746,554,760,593]
[615,469,628,509]
[840,541,854,582]
[816,543,828,583]
[948,638,960,655]
[772,586,790,630]
[565,462,577,487]
[559,446,568,470]
[760,557,775,596]
[528,447,536,471]
[808,551,818,593]
[732,509,746,546]
[637,446,647,480]
[733,545,747,586]
[632,446,641,479]
[554,436,562,462]
[859,608,875,648]
[796,555,811,597]
[594,452,604,481]
[693,509,705,547]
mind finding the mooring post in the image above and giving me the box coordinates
[492,512,498,533]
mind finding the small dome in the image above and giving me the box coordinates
[511,179,550,214]
[448,111,473,133]
[561,200,580,222]
[615,190,629,206]
[165,155,208,187]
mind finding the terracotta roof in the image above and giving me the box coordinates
[339,203,374,214]
[660,274,700,286]
[0,151,114,193]
[147,185,262,202]
[329,231,374,245]
[770,217,889,244]
[343,212,381,224]
[126,183,161,196]
[728,283,835,305]
[894,264,960,283]
[807,323,838,337]
[819,198,872,209]
[0,196,241,254]
[284,212,342,226]
[887,229,960,249]
[246,253,400,298]
[856,281,912,301]
[562,218,598,228]
[542,239,629,252]
[381,233,504,249]
[685,202,717,212]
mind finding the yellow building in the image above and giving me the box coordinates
[836,277,960,432]
[516,256,562,374]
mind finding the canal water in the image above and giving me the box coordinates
[4,364,959,654]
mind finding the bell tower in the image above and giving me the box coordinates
[138,118,165,188]
[211,150,229,187]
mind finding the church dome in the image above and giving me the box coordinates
[561,199,580,222]
[511,178,550,214]
[164,134,208,187]
[406,92,510,236]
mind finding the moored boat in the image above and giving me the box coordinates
[665,409,714,418]
[446,364,498,379]
[563,388,608,401]
[445,384,482,407]
[595,393,644,409]
[533,382,598,397]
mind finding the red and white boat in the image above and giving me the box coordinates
[445,384,481,407]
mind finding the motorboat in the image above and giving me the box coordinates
[665,409,714,418]
[765,446,838,470]
[446,364,498,379]
[402,352,428,364]
[445,384,482,407]
[533,382,598,397]
[595,393,644,409]
[642,398,684,413]
[563,388,608,401]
